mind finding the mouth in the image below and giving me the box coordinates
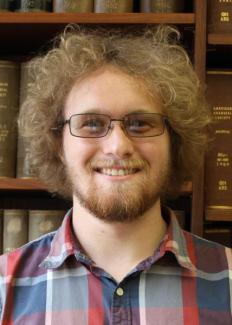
[94,167,140,176]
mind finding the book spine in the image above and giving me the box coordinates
[13,0,52,12]
[205,70,232,222]
[0,60,20,178]
[0,0,10,11]
[53,0,93,12]
[140,0,184,13]
[3,209,28,253]
[28,210,64,241]
[16,62,36,179]
[207,0,232,33]
[94,0,133,13]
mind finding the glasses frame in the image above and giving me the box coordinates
[53,112,168,138]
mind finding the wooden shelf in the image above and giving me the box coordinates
[205,207,232,222]
[0,12,195,24]
[0,178,47,191]
[208,33,232,45]
[0,178,192,193]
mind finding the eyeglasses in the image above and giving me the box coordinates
[53,113,168,138]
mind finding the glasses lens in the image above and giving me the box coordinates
[124,113,165,137]
[70,114,110,138]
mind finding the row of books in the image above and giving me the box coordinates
[0,209,65,254]
[0,60,36,179]
[0,0,186,13]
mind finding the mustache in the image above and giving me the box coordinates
[89,158,148,170]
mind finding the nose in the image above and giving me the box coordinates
[102,121,134,158]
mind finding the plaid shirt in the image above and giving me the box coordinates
[0,208,231,325]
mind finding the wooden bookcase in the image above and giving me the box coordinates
[0,0,211,237]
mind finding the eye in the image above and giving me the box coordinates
[82,118,104,129]
[79,116,108,135]
[126,117,153,133]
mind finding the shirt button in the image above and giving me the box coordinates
[116,287,124,296]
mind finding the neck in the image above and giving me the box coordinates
[72,197,167,283]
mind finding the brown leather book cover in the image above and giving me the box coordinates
[0,60,20,178]
[94,0,133,13]
[54,0,94,12]
[3,209,28,253]
[140,0,184,13]
[204,70,232,222]
[28,210,65,241]
[13,0,52,12]
[207,0,232,33]
[16,62,36,179]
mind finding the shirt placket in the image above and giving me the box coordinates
[111,285,132,325]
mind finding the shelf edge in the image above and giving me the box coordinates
[0,12,195,24]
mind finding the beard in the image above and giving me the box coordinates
[65,156,171,223]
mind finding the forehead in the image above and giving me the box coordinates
[64,65,162,116]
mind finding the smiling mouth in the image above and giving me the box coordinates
[94,168,140,176]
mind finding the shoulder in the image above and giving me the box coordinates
[0,231,55,278]
[183,230,232,273]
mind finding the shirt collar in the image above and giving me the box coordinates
[41,207,196,272]
[40,209,92,269]
[160,207,196,272]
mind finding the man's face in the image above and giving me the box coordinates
[62,66,171,222]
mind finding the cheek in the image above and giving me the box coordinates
[62,134,98,167]
[138,139,170,165]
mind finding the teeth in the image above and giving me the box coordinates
[99,168,135,176]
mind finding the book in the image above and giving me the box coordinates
[3,209,28,253]
[28,210,64,241]
[16,62,37,179]
[204,70,232,222]
[207,0,232,33]
[0,60,20,178]
[94,0,133,13]
[13,0,52,11]
[53,0,93,12]
[140,0,184,13]
[0,0,10,11]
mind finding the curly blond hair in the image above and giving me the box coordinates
[19,24,211,199]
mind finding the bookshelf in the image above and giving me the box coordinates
[0,0,210,239]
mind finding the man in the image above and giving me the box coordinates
[0,25,231,324]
